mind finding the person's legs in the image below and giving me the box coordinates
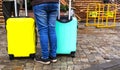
[48,3,58,62]
[33,4,49,60]
[33,3,58,64]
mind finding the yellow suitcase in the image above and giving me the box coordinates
[6,0,36,60]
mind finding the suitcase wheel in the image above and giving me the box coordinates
[77,24,79,29]
[9,54,14,60]
[71,52,75,58]
[30,54,35,59]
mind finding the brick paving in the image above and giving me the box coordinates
[0,23,120,70]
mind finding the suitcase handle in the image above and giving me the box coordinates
[58,0,72,20]
[57,15,72,23]
[14,0,28,17]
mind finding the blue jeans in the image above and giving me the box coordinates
[33,3,58,59]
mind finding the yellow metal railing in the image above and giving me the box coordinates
[86,3,117,28]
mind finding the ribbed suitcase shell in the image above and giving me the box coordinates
[56,17,77,54]
[6,18,36,57]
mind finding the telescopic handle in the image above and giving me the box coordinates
[14,0,28,17]
[58,0,72,20]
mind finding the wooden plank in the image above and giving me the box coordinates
[0,1,5,24]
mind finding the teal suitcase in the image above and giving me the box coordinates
[56,0,78,57]
[56,16,77,57]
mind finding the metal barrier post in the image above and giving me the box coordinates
[86,3,117,28]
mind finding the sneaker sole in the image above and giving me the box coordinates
[51,59,57,63]
[37,61,50,64]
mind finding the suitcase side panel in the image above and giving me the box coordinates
[6,18,36,57]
